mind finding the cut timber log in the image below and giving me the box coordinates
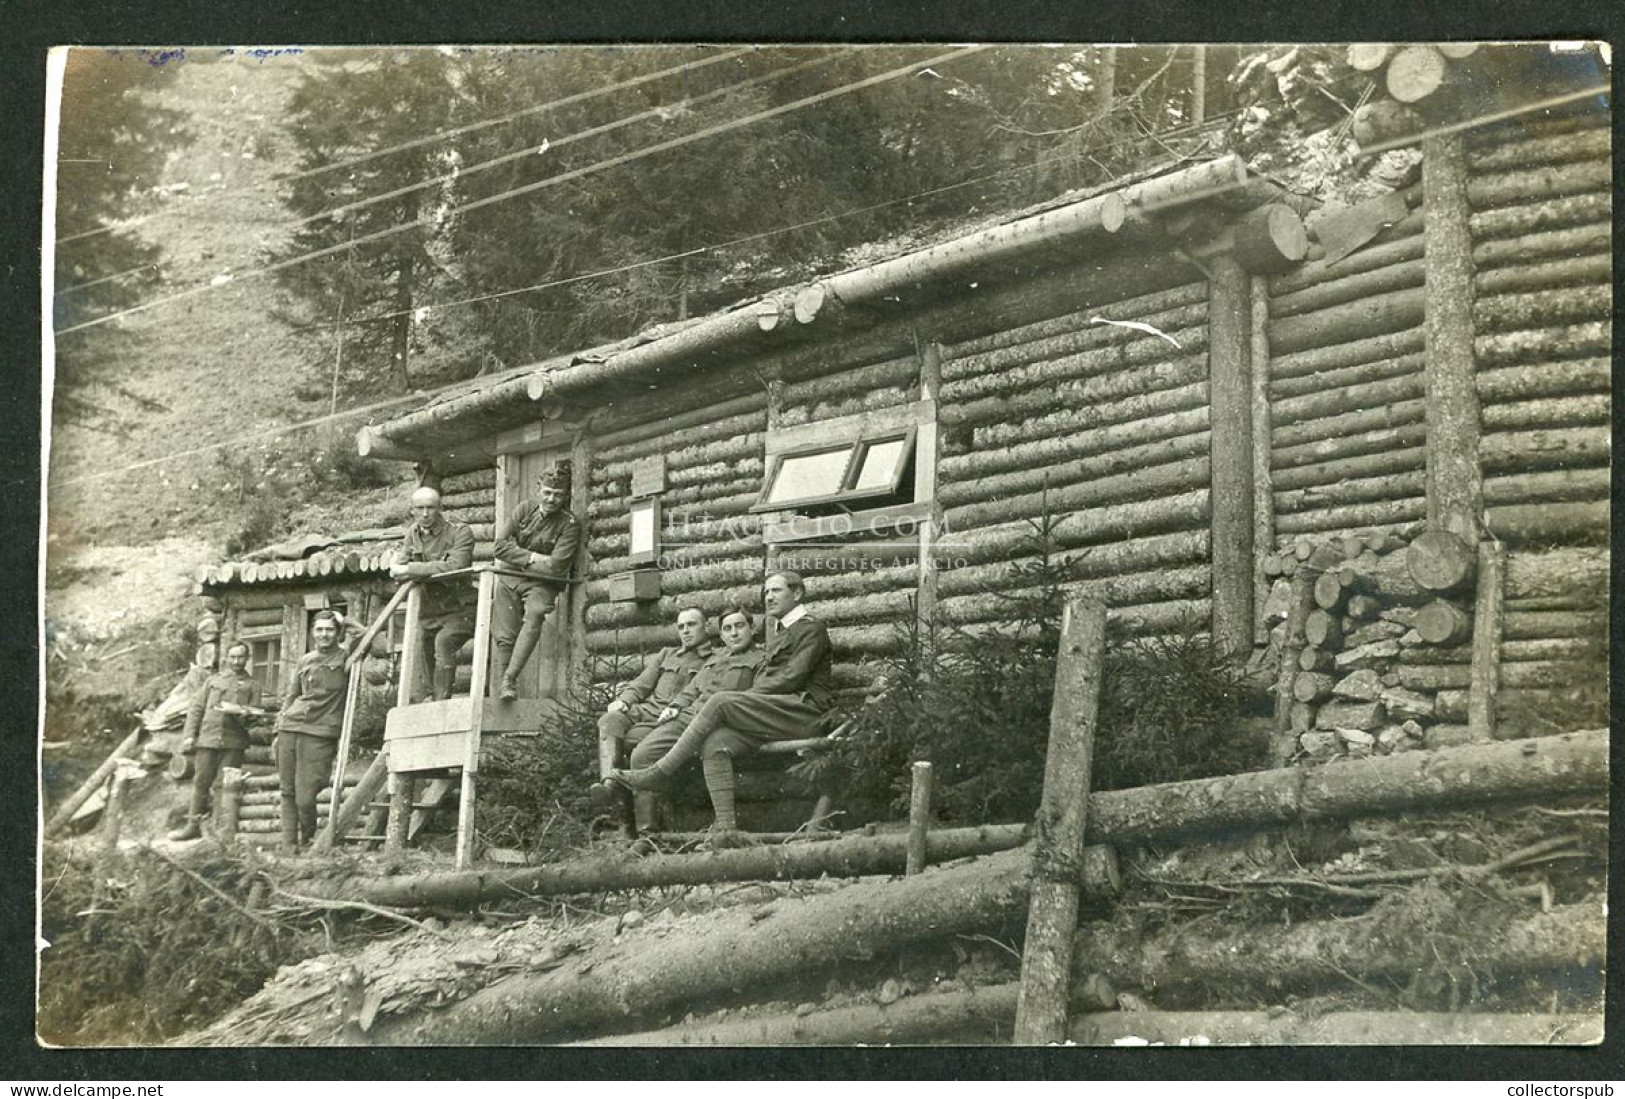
[1014,598,1106,1044]
[943,301,1206,385]
[1474,322,1611,368]
[1471,223,1610,269]
[343,825,1079,909]
[1484,469,1610,506]
[1502,610,1605,641]
[1079,729,1605,844]
[1273,498,1428,536]
[1293,672,1335,703]
[1385,44,1447,103]
[1304,609,1343,648]
[1474,286,1611,333]
[1232,204,1309,273]
[1467,541,1506,741]
[940,411,1208,481]
[1273,373,1425,428]
[974,381,1208,451]
[1480,395,1610,432]
[1270,348,1423,401]
[1414,600,1472,645]
[1270,397,1426,451]
[1270,223,1423,299]
[1468,193,1611,241]
[1267,287,1425,356]
[1407,530,1475,592]
[1270,258,1425,321]
[1073,897,1603,999]
[1480,427,1610,474]
[360,847,1040,1045]
[1466,160,1612,209]
[46,724,143,836]
[1435,687,1596,725]
[1396,662,1593,692]
[1345,43,1393,71]
[1469,125,1610,172]
[943,454,1209,527]
[1271,423,1428,473]
[1314,700,1384,731]
[1474,253,1612,297]
[939,430,1210,509]
[1065,1012,1598,1048]
[1485,502,1608,545]
[1275,469,1427,514]
[946,281,1207,362]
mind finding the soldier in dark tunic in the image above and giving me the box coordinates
[596,606,712,779]
[275,610,348,851]
[607,573,832,837]
[168,640,263,841]
[389,486,476,700]
[490,466,583,701]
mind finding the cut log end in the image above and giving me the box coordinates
[1407,530,1477,592]
[1387,44,1448,103]
[1347,43,1395,72]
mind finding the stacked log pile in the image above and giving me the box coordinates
[1269,529,1606,759]
[1465,113,1611,546]
[232,770,371,842]
[1265,186,1429,541]
[935,276,1214,638]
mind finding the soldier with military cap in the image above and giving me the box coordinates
[490,464,583,701]
[596,606,713,780]
[389,485,476,700]
[167,639,264,841]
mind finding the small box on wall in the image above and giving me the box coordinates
[608,569,662,603]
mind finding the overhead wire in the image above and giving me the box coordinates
[53,45,757,247]
[55,45,988,338]
[54,48,852,296]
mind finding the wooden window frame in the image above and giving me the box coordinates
[628,497,662,567]
[752,424,917,514]
[239,629,283,698]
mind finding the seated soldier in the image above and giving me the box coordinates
[604,572,832,841]
[596,606,711,782]
[168,640,264,841]
[594,606,763,836]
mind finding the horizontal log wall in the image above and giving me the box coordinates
[1467,114,1611,547]
[1266,194,1428,546]
[936,272,1212,639]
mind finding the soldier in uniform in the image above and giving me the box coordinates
[168,640,263,841]
[605,573,832,838]
[274,609,348,852]
[596,606,712,780]
[389,485,475,700]
[490,465,583,701]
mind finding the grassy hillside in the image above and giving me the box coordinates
[48,51,414,556]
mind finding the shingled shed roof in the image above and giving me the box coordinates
[197,525,404,589]
[359,151,1301,463]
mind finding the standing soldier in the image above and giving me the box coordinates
[274,609,348,852]
[389,485,475,701]
[168,640,263,841]
[490,464,582,701]
[596,607,712,781]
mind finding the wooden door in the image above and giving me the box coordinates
[498,444,577,700]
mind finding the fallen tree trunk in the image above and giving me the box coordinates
[45,723,144,836]
[1072,897,1604,998]
[360,847,1038,1045]
[1066,1011,1601,1047]
[342,825,1070,910]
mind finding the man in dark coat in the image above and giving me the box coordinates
[168,640,263,841]
[389,486,475,701]
[607,572,833,835]
[490,465,583,701]
[596,606,711,779]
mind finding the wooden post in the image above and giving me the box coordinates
[100,762,139,855]
[1421,132,1482,542]
[1190,45,1206,125]
[1207,255,1255,656]
[45,723,143,835]
[384,583,425,854]
[220,766,246,842]
[1249,275,1274,643]
[1468,541,1506,741]
[1014,597,1108,1045]
[455,569,499,869]
[326,663,363,831]
[914,341,943,632]
[905,762,934,876]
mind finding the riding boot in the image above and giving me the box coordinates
[632,792,658,836]
[597,731,622,780]
[432,665,455,701]
[167,816,204,842]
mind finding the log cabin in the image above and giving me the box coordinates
[199,94,1609,781]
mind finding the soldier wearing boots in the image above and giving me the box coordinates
[168,640,263,841]
[490,465,582,701]
[615,606,763,836]
[596,607,711,785]
[389,485,475,701]
[274,610,348,852]
[601,574,830,841]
